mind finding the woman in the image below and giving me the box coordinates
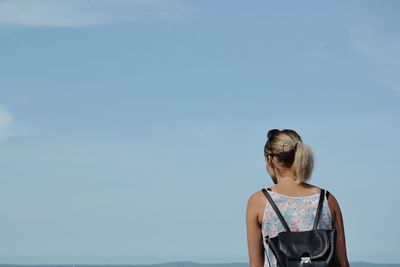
[246,129,350,267]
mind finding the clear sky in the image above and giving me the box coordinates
[0,0,399,265]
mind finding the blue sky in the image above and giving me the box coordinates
[0,0,399,264]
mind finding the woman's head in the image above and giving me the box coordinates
[264,129,314,184]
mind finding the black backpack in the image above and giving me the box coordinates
[261,188,338,267]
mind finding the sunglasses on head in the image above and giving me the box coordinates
[267,129,280,139]
[266,129,280,157]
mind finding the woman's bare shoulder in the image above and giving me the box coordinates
[325,190,339,205]
[247,190,266,225]
[325,190,342,220]
[247,190,265,207]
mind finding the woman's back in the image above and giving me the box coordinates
[261,187,333,267]
[246,129,349,267]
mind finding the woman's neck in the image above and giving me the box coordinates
[274,175,299,189]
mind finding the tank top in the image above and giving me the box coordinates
[261,188,333,267]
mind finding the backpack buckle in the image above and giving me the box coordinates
[301,257,311,264]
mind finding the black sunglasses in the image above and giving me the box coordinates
[265,129,280,157]
[267,129,280,139]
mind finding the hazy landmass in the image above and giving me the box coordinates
[1,261,400,267]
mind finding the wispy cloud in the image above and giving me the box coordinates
[296,44,334,70]
[349,27,400,93]
[302,46,334,61]
[0,105,29,141]
[0,0,194,27]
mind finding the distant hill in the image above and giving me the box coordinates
[1,261,400,267]
[350,262,400,267]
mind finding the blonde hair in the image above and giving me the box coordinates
[264,129,314,183]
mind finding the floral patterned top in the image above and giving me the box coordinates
[261,188,333,267]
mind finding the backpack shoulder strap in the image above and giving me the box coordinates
[325,190,336,229]
[313,188,326,230]
[261,188,291,232]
